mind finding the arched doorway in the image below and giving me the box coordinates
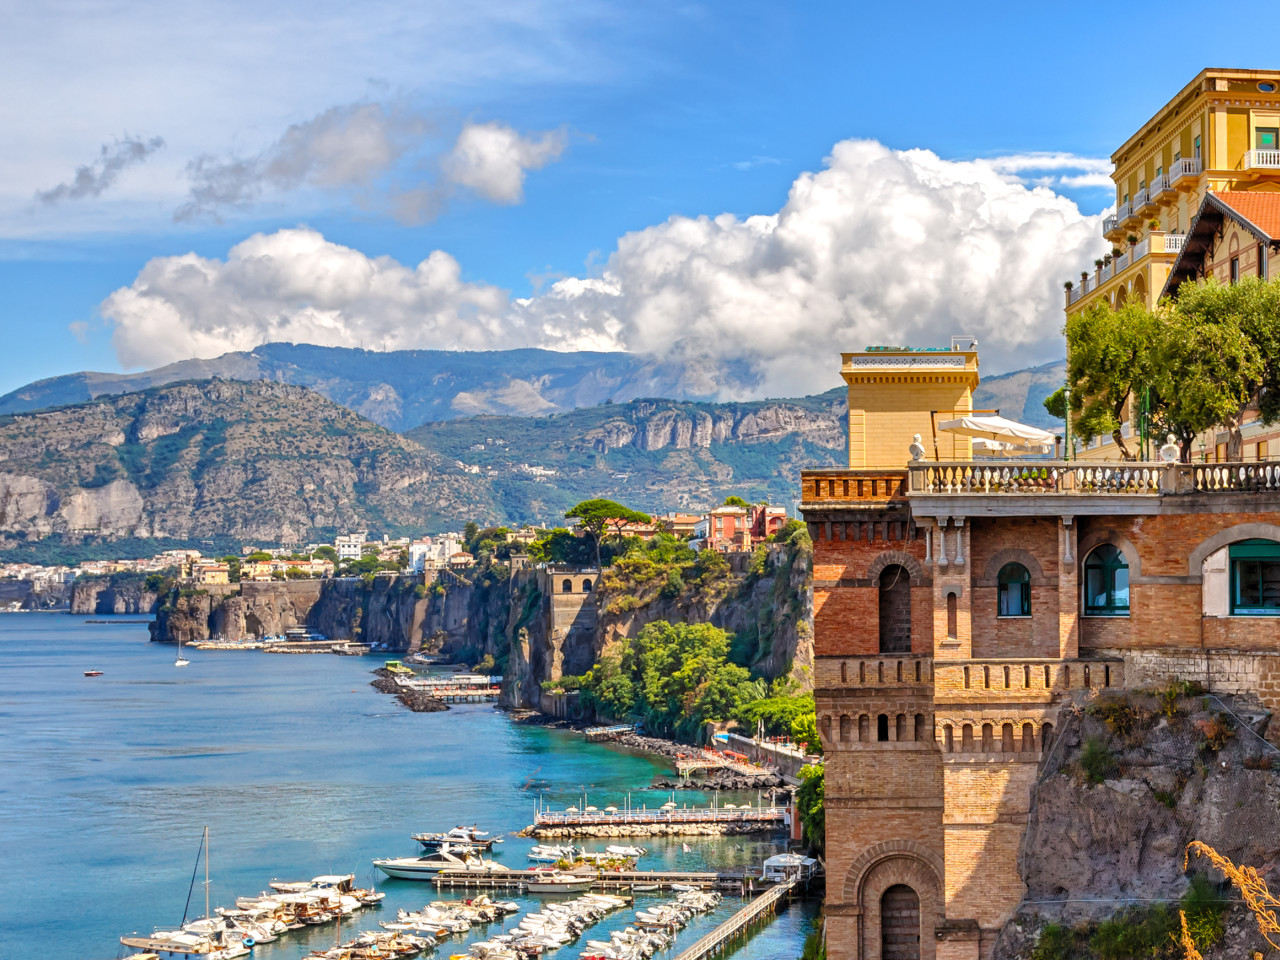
[882,884,921,960]
[878,565,911,653]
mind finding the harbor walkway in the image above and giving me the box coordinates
[532,806,788,835]
[668,879,796,960]
[431,868,771,893]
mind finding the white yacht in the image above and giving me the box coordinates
[373,845,510,880]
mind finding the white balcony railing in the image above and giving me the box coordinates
[1149,173,1170,197]
[1132,237,1150,261]
[1102,214,1119,235]
[1133,188,1149,209]
[1164,234,1186,254]
[1244,149,1280,170]
[1170,157,1202,183]
[1114,201,1134,222]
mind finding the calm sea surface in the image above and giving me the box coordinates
[0,616,816,960]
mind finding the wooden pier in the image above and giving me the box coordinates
[584,724,634,742]
[430,868,753,893]
[668,879,796,960]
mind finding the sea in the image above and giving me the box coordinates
[0,615,817,960]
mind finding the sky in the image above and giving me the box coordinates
[2,0,1275,399]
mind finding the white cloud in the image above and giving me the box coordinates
[101,138,1110,389]
[440,122,568,204]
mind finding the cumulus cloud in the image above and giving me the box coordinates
[36,135,165,204]
[103,138,1109,391]
[440,122,568,204]
[101,227,510,368]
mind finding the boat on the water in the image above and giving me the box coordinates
[374,846,510,880]
[412,825,502,851]
[175,634,190,668]
[525,872,595,894]
[527,843,576,862]
[83,670,103,677]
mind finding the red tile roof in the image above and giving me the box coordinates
[1212,190,1280,238]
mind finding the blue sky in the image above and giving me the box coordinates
[1,1,1272,398]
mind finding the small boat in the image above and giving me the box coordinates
[175,634,190,668]
[629,883,658,892]
[526,872,595,894]
[414,825,502,851]
[604,845,646,858]
[83,670,103,677]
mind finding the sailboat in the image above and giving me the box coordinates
[175,634,190,668]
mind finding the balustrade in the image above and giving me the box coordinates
[1192,462,1280,492]
[1244,149,1280,170]
[908,461,1163,496]
[1169,157,1201,183]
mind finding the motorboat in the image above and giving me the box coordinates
[527,843,576,862]
[413,825,502,851]
[374,846,510,880]
[604,845,646,858]
[83,669,103,677]
[525,872,595,894]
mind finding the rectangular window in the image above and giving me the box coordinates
[1261,440,1270,461]
[1194,136,1201,159]
[1155,166,1163,179]
[1231,541,1280,615]
[1258,127,1279,150]
[1174,151,1182,163]
[1232,257,1240,283]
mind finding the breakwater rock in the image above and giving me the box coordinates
[370,671,449,713]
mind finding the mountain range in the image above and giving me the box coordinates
[0,347,1064,553]
[0,343,1062,432]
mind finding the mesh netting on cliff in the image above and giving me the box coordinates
[1022,685,1280,912]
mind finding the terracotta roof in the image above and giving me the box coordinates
[1210,191,1280,239]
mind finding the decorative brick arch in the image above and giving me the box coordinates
[846,843,943,960]
[978,547,1046,586]
[866,550,927,586]
[1187,523,1280,579]
[844,839,944,901]
[1077,529,1142,579]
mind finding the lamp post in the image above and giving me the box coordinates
[1063,385,1071,462]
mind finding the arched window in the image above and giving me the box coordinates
[1230,539,1280,615]
[878,564,912,653]
[581,578,593,592]
[881,885,920,958]
[997,562,1031,617]
[562,578,574,593]
[1083,544,1130,616]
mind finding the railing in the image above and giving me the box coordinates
[1170,157,1202,183]
[1164,234,1186,253]
[908,461,1163,495]
[1192,463,1280,491]
[1149,173,1171,197]
[670,880,796,960]
[1131,237,1150,261]
[1243,149,1280,170]
[1132,188,1149,210]
[909,460,1280,496]
[535,807,787,825]
[1101,214,1119,235]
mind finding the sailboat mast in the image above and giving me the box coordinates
[204,826,210,921]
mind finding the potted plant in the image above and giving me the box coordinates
[1094,258,1105,269]
[1081,271,1089,283]
[1064,280,1074,291]
[1104,253,1113,266]
[1127,234,1139,246]
[1111,247,1123,259]
[1148,218,1160,230]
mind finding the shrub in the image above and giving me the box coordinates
[1181,872,1227,949]
[659,570,684,599]
[1030,922,1074,960]
[1088,695,1142,737]
[1089,904,1176,960]
[1195,713,1235,752]
[1080,736,1118,785]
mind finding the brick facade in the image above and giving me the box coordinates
[805,482,1280,960]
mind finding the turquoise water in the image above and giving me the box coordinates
[0,616,816,960]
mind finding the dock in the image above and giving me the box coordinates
[674,749,771,779]
[669,879,797,960]
[584,724,635,742]
[395,674,502,702]
[531,805,789,837]
[430,868,758,893]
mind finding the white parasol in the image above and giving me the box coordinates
[937,414,1056,449]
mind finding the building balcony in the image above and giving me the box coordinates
[1101,214,1119,235]
[1243,149,1280,170]
[1149,173,1174,201]
[1169,157,1202,185]
[1067,232,1184,307]
[907,460,1280,498]
[1137,184,1162,213]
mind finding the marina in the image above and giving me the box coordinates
[0,617,817,960]
[530,804,790,838]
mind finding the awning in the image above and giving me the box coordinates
[937,414,1056,446]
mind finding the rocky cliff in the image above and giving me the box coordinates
[0,378,495,546]
[152,537,814,710]
[994,688,1280,960]
[71,575,162,614]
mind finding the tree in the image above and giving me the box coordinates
[312,546,338,564]
[219,555,242,583]
[795,764,825,851]
[1063,299,1163,459]
[565,499,651,568]
[791,711,822,756]
[244,551,272,563]
[722,495,751,508]
[463,521,479,547]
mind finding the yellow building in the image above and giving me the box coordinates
[1067,68,1280,317]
